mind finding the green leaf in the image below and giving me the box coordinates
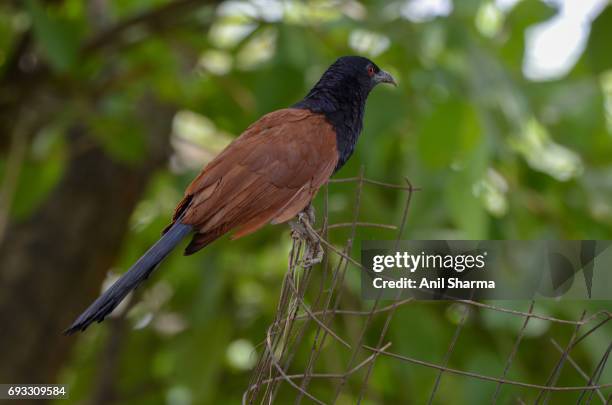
[500,0,556,66]
[418,99,463,168]
[444,102,488,238]
[417,97,488,237]
[90,110,147,164]
[26,0,80,72]
[417,99,481,168]
[585,5,612,74]
[452,0,485,19]
[11,129,65,219]
[276,25,310,68]
[445,142,489,238]
[86,94,149,163]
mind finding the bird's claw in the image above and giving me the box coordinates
[301,243,324,267]
[290,205,324,268]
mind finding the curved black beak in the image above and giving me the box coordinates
[374,70,397,87]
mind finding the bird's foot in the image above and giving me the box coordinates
[302,242,324,267]
[290,205,324,267]
[290,220,307,241]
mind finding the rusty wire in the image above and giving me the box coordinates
[242,171,612,404]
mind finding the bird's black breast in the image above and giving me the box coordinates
[323,108,363,172]
[293,94,365,172]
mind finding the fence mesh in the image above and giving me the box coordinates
[243,170,612,404]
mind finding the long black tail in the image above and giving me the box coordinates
[64,222,192,335]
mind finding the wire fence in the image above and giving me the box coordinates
[243,170,612,405]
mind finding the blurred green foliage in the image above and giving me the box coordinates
[1,0,611,403]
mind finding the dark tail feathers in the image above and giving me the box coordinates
[64,222,192,335]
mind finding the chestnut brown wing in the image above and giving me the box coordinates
[172,108,338,255]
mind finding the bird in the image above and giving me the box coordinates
[64,55,396,334]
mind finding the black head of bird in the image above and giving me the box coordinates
[295,55,397,169]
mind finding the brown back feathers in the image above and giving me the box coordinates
[170,108,338,255]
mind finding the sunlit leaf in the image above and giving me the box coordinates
[25,0,80,72]
[585,5,612,74]
[500,0,556,67]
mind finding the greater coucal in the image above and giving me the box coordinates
[65,56,396,334]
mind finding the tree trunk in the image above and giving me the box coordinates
[0,96,175,384]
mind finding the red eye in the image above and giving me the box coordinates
[367,65,375,77]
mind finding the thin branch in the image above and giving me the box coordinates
[243,342,393,399]
[325,222,397,231]
[82,0,209,54]
[363,345,612,392]
[427,303,470,404]
[356,177,416,404]
[0,110,31,241]
[457,300,610,326]
[549,338,606,404]
[492,301,535,403]
[329,177,421,191]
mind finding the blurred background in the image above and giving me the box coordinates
[0,0,611,403]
